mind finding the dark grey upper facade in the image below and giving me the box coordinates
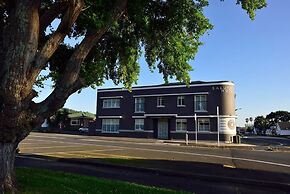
[91,81,237,142]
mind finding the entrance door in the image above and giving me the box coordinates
[158,119,168,139]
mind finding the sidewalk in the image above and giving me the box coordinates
[164,139,290,152]
[83,134,253,148]
[162,139,254,148]
[91,135,290,151]
[84,135,283,151]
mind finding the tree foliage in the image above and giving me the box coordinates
[236,0,267,20]
[254,111,290,134]
[49,108,70,128]
[47,0,215,89]
[0,0,267,135]
[254,115,269,134]
[266,111,290,124]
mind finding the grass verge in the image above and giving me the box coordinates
[16,168,188,194]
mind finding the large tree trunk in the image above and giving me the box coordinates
[0,143,17,193]
[0,0,127,193]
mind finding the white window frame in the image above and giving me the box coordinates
[194,95,207,112]
[198,119,210,132]
[135,98,145,112]
[177,96,185,107]
[135,119,144,131]
[102,119,120,133]
[157,97,165,107]
[103,99,120,109]
[176,119,187,131]
[70,119,80,126]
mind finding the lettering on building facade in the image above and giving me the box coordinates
[212,86,233,93]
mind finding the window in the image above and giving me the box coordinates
[135,98,145,112]
[103,99,120,108]
[176,119,187,131]
[135,119,144,130]
[157,97,165,107]
[194,95,207,112]
[177,96,185,107]
[198,119,210,132]
[102,119,119,133]
[70,119,80,126]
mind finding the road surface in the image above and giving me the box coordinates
[17,132,290,193]
[242,136,290,146]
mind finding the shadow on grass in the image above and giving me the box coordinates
[17,167,187,194]
[16,153,290,194]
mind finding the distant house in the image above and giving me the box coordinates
[68,112,95,128]
[41,119,49,128]
[236,127,246,134]
[276,122,290,136]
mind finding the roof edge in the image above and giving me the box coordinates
[98,81,234,92]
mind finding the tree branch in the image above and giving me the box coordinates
[60,0,128,86]
[30,0,84,81]
[39,0,69,35]
[31,0,128,120]
[30,77,85,127]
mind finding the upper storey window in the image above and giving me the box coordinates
[177,96,185,107]
[135,98,145,112]
[157,97,165,107]
[103,99,120,108]
[194,95,207,112]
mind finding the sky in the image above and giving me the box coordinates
[36,0,290,127]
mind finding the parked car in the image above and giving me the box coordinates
[78,127,89,132]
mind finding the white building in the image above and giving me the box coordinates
[276,122,290,136]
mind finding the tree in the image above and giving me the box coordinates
[49,108,70,128]
[0,0,266,192]
[266,111,290,124]
[249,117,253,123]
[254,116,269,135]
[245,118,249,126]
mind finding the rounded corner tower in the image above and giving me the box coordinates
[211,81,236,142]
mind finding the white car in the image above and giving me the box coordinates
[79,127,89,132]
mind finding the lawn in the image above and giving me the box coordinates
[16,168,189,194]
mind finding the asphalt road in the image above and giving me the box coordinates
[19,133,290,173]
[17,132,290,193]
[242,136,290,146]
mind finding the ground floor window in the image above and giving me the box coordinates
[70,119,80,126]
[198,119,210,132]
[102,119,119,133]
[176,119,187,131]
[135,119,144,130]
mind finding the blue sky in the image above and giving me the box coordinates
[36,0,290,126]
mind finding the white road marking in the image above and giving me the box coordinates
[21,138,290,168]
[223,164,236,169]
